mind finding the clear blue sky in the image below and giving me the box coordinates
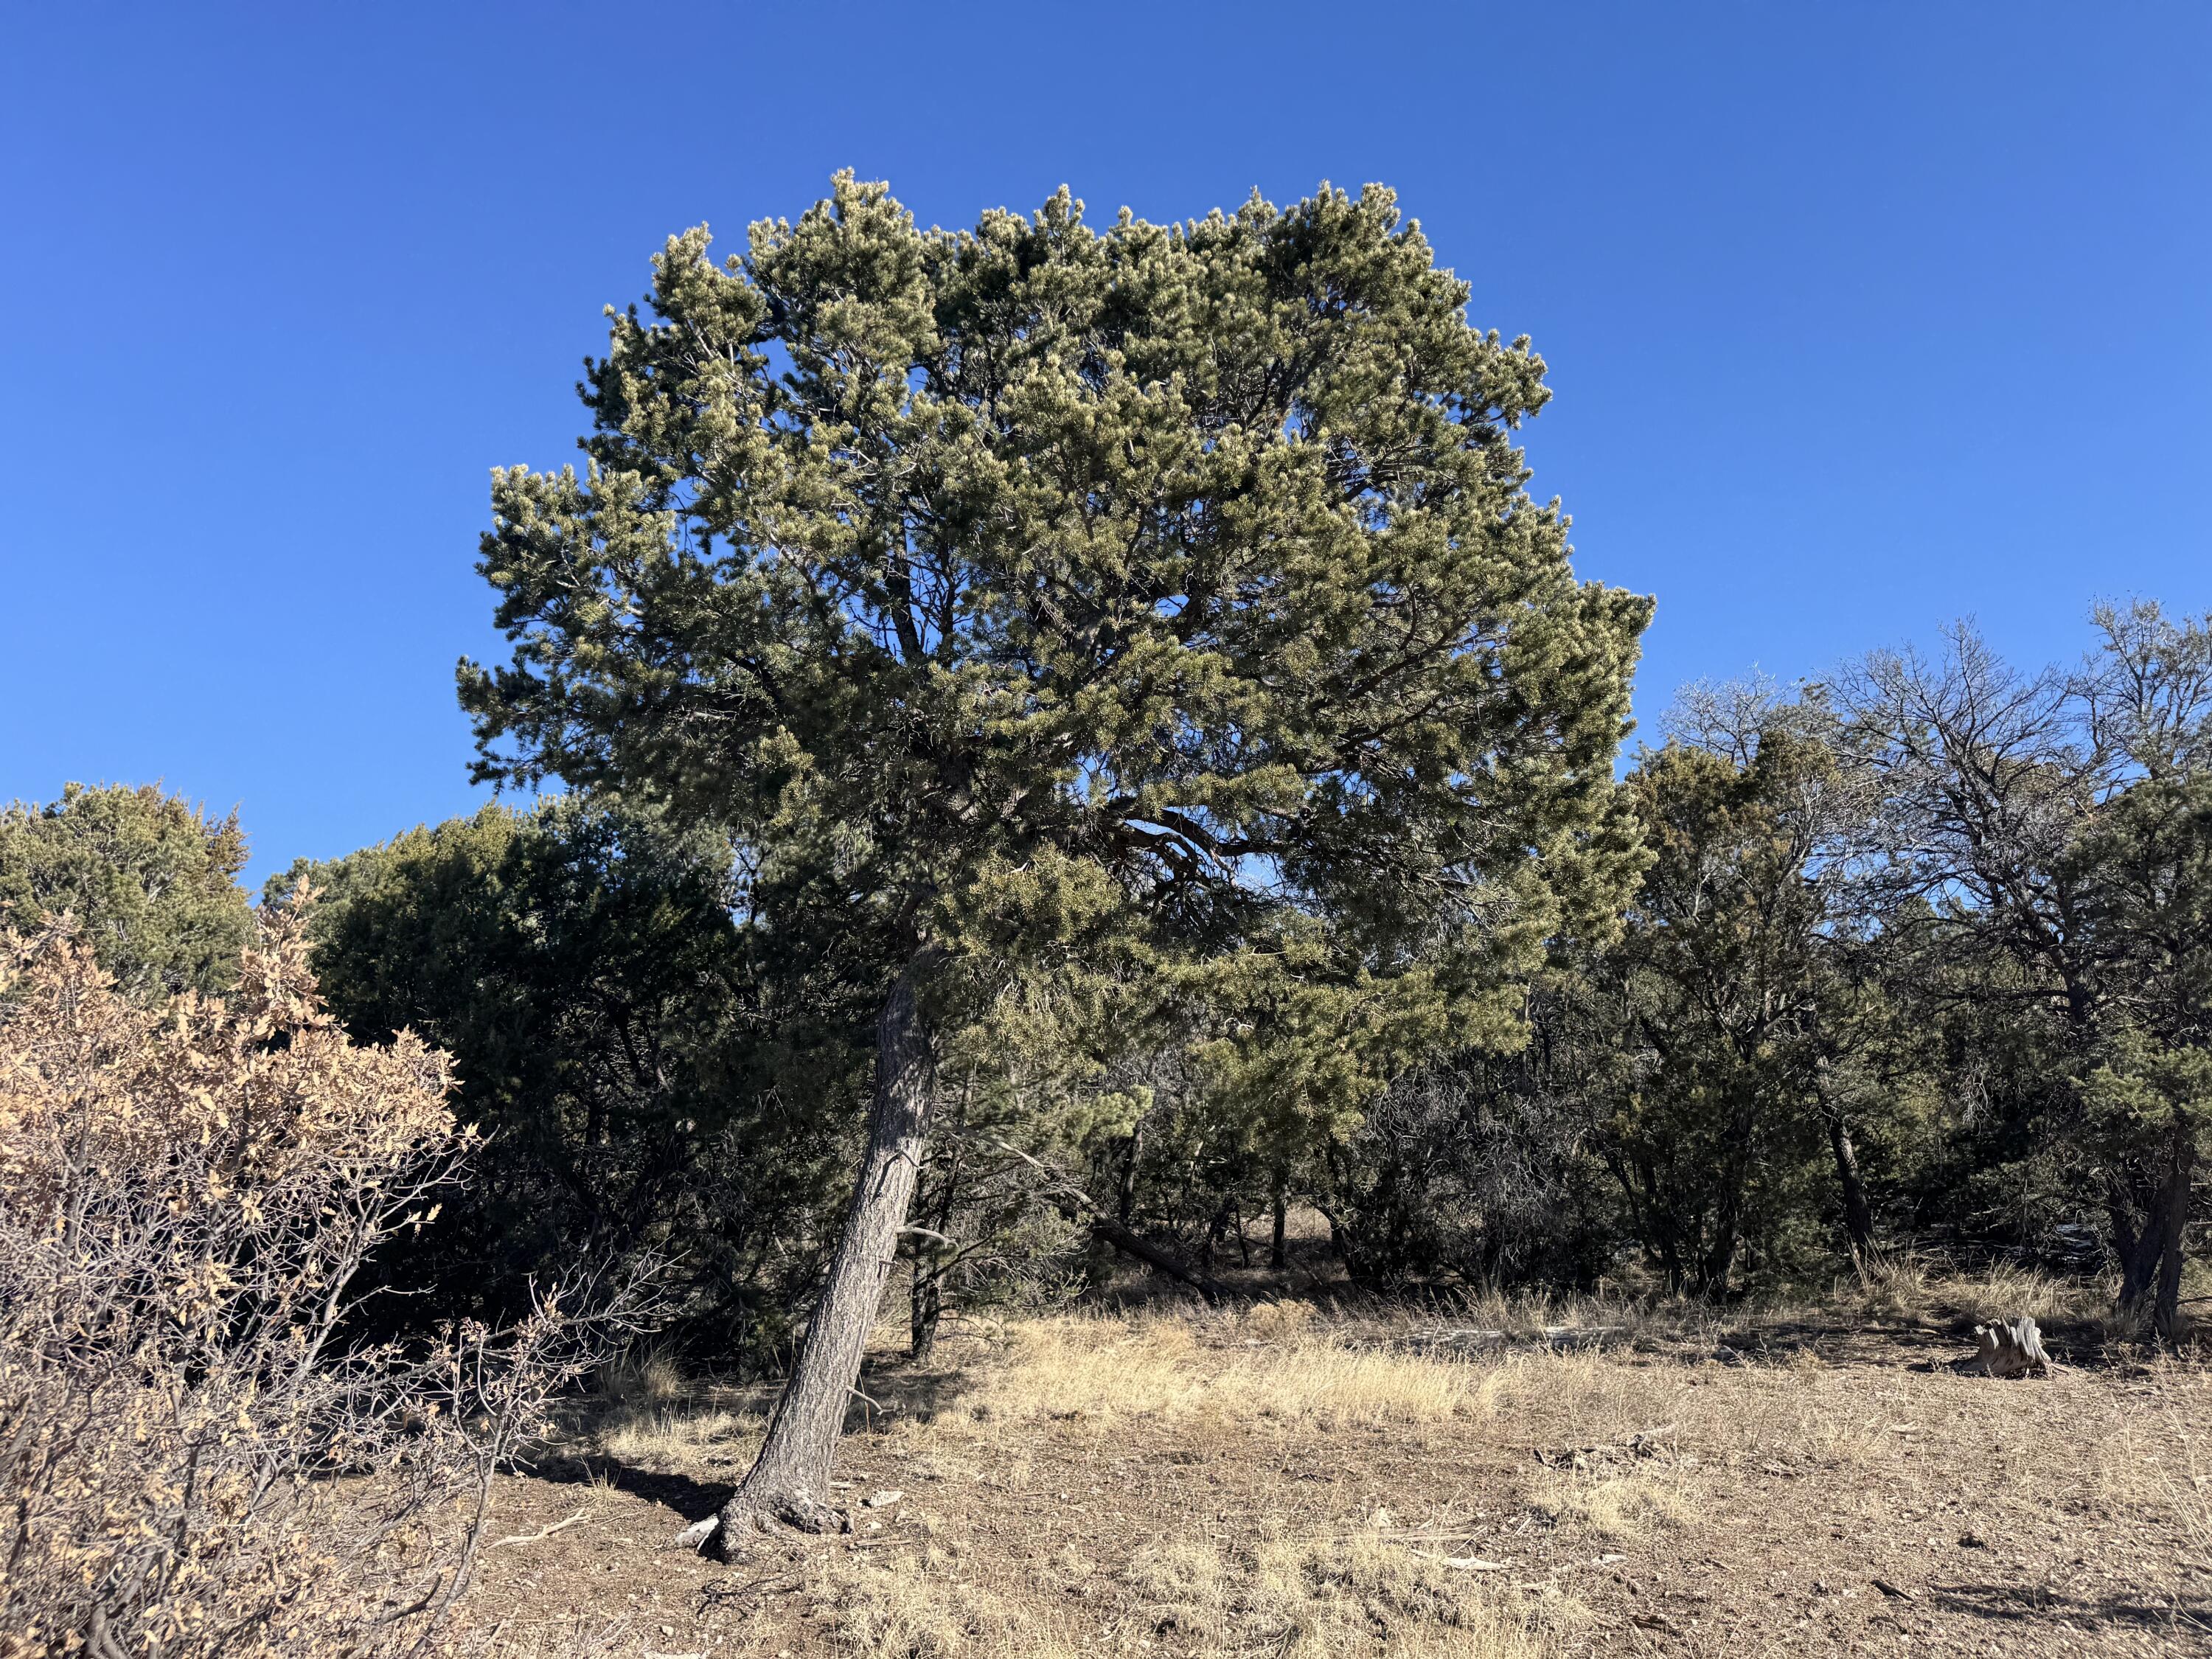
[4,3,2207,886]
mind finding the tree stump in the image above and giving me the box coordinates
[1973,1316,2050,1377]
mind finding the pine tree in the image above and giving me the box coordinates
[459,175,1649,1548]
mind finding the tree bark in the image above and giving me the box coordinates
[910,1260,943,1363]
[2115,1119,2194,1341]
[695,952,936,1554]
[1694,1223,1737,1303]
[1826,1107,1875,1262]
[908,1138,960,1362]
[1270,1187,1288,1271]
[1117,1126,1144,1226]
[2152,1117,2195,1345]
[2113,1189,2154,1310]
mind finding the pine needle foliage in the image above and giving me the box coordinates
[459,173,1651,1134]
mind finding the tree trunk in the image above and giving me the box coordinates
[1200,1200,1232,1277]
[1826,1108,1875,1262]
[1270,1187,1287,1271]
[2113,1188,2154,1310]
[2115,1122,2194,1337]
[695,953,935,1554]
[1694,1222,1737,1303]
[2152,1118,2195,1345]
[1117,1126,1144,1226]
[908,1136,960,1362]
[910,1260,943,1363]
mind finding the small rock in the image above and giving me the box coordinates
[863,1489,904,1509]
[1958,1531,1987,1548]
[659,1626,675,1638]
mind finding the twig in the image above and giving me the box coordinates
[487,1507,590,1549]
[1411,1551,1512,1570]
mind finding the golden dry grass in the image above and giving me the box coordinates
[943,1311,1509,1434]
[472,1301,2212,1657]
[1847,1246,2123,1333]
[791,1517,1562,1659]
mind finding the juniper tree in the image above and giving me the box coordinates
[0,783,252,1001]
[459,175,1649,1548]
[273,799,849,1354]
[2070,773,2212,1339]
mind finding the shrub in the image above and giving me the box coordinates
[0,902,637,1658]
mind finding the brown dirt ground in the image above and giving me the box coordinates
[462,1311,2212,1658]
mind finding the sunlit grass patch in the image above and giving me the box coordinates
[954,1313,1506,1433]
[1531,1466,1697,1543]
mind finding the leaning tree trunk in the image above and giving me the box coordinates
[692,953,936,1554]
[1826,1107,1875,1262]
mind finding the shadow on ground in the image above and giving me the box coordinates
[538,1353,984,1531]
[1930,1580,2212,1637]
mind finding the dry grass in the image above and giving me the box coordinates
[942,1311,1508,1434]
[806,1551,1063,1658]
[1119,1530,1563,1658]
[1848,1245,2119,1332]
[793,1520,1559,1659]
[1528,1464,1697,1543]
[472,1298,2212,1657]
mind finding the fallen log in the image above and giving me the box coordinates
[1088,1217,1224,1304]
[980,1133,1224,1303]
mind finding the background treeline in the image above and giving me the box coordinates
[8,600,2207,1355]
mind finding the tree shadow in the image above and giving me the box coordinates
[1927,1580,2212,1637]
[535,1453,729,1530]
[533,1352,984,1532]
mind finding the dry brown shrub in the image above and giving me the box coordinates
[0,905,642,1659]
